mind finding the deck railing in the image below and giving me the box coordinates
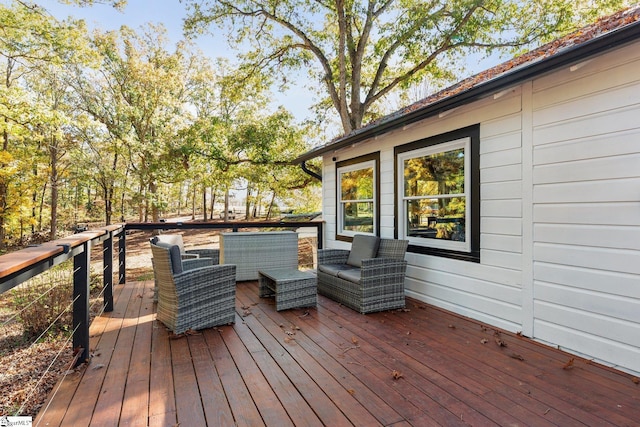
[0,220,323,367]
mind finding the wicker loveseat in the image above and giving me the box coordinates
[317,235,409,314]
[150,241,236,334]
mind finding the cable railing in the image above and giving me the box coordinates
[0,219,323,415]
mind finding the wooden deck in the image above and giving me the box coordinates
[36,279,640,426]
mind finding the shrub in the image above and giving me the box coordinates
[10,266,74,340]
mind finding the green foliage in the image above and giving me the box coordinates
[0,0,321,243]
[184,0,632,133]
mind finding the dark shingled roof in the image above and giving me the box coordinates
[294,5,640,164]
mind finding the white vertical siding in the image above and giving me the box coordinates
[530,42,640,373]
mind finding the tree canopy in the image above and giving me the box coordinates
[0,0,320,250]
[184,0,631,134]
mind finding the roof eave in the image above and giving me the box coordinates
[293,20,640,164]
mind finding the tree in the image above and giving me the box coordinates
[88,25,201,222]
[0,1,91,247]
[184,0,631,134]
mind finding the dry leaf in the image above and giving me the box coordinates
[347,389,356,395]
[495,337,507,347]
[392,370,403,380]
[632,377,639,385]
[562,357,575,370]
[351,336,359,345]
[481,338,489,344]
[509,353,525,361]
[92,363,105,370]
[448,324,456,329]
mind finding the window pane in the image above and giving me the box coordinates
[404,148,464,197]
[343,201,374,233]
[406,198,466,242]
[341,167,374,200]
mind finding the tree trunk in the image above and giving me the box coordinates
[209,187,215,220]
[149,180,159,222]
[202,185,207,221]
[49,138,59,240]
[191,184,196,220]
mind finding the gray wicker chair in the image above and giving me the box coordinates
[155,234,220,264]
[317,235,408,314]
[150,241,236,334]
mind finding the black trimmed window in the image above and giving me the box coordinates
[336,153,380,240]
[395,125,480,262]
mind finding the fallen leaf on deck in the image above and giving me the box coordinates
[392,370,403,380]
[562,357,575,370]
[509,353,525,361]
[481,338,489,344]
[632,377,639,384]
[92,364,105,370]
[448,324,456,329]
[351,336,359,345]
[495,337,507,347]
[347,389,356,395]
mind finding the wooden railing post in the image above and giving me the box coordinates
[73,241,91,366]
[103,233,114,312]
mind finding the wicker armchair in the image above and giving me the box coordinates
[155,234,220,264]
[150,241,236,334]
[317,235,408,314]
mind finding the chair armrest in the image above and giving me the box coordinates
[174,264,237,295]
[318,249,350,265]
[186,248,220,264]
[360,258,408,285]
[182,258,214,270]
[181,253,200,259]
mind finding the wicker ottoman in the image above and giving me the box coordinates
[258,268,317,311]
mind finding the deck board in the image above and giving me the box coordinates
[36,280,640,427]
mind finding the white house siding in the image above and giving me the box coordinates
[321,40,640,375]
[323,89,528,333]
[530,42,640,374]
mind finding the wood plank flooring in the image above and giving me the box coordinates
[36,279,640,426]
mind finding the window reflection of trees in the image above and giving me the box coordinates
[404,148,466,242]
[340,167,374,233]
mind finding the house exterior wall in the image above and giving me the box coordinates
[320,41,640,375]
[529,42,640,373]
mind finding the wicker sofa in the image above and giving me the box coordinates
[150,241,236,334]
[317,235,409,314]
